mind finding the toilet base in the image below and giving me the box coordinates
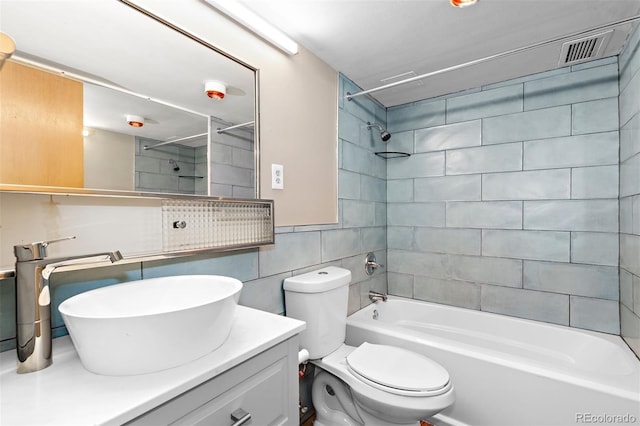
[312,369,451,426]
[312,371,362,426]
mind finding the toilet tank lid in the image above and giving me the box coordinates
[283,266,351,293]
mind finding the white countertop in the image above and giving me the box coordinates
[0,306,305,426]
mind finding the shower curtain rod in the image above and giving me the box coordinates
[216,121,255,134]
[143,133,208,150]
[346,14,640,101]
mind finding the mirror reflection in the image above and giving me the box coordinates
[0,0,257,198]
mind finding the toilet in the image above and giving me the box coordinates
[284,266,454,426]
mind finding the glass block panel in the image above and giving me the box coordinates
[162,199,274,252]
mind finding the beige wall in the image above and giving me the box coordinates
[131,0,339,226]
[84,129,135,191]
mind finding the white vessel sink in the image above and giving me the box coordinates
[58,275,242,375]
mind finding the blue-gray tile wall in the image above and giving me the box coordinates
[616,20,640,357]
[210,129,256,198]
[387,57,621,333]
[616,17,640,357]
[135,138,199,195]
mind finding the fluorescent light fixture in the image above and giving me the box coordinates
[204,0,299,55]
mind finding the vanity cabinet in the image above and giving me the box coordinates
[127,337,299,426]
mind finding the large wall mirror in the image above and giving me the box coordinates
[0,0,258,198]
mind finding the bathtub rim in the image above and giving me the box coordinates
[346,295,640,402]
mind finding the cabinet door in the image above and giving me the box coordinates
[127,337,298,426]
[174,356,288,426]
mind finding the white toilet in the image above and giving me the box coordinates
[284,266,454,426]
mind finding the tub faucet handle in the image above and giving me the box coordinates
[365,252,384,276]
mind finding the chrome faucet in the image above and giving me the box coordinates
[368,290,388,302]
[14,236,122,373]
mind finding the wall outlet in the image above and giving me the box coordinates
[271,164,284,189]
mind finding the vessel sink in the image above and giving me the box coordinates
[58,275,242,375]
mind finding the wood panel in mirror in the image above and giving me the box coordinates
[1,61,83,187]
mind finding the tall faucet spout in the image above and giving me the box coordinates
[41,251,124,280]
[14,239,122,374]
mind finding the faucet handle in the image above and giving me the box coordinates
[14,236,76,261]
[364,252,384,276]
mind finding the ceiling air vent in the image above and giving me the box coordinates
[558,30,613,66]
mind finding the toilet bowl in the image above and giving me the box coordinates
[283,266,455,426]
[313,343,454,426]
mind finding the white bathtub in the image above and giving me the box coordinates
[346,297,640,426]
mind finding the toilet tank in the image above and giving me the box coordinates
[283,266,351,359]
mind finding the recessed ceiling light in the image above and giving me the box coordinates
[126,115,144,128]
[450,0,478,8]
[204,81,226,100]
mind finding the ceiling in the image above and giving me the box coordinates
[241,0,640,107]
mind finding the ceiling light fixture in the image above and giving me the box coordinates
[450,0,478,8]
[204,80,226,100]
[126,114,144,128]
[203,0,299,55]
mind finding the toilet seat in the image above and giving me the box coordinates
[312,344,455,425]
[346,342,450,396]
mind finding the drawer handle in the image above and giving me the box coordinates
[230,408,251,426]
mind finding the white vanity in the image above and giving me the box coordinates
[0,306,305,425]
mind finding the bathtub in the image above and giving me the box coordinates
[346,297,640,426]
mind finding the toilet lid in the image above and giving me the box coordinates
[346,342,449,394]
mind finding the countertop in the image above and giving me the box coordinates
[0,306,305,426]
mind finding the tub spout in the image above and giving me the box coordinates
[369,291,388,302]
[14,237,123,374]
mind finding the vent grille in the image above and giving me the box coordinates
[565,38,598,63]
[558,30,612,66]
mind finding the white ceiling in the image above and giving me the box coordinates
[241,0,640,107]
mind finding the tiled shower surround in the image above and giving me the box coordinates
[210,122,256,199]
[135,137,207,195]
[619,24,640,356]
[386,58,621,334]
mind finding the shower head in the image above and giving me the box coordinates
[168,159,180,171]
[366,122,391,142]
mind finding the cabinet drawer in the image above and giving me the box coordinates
[127,338,298,426]
[174,356,287,425]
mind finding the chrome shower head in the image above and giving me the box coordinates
[168,159,180,171]
[366,122,391,142]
